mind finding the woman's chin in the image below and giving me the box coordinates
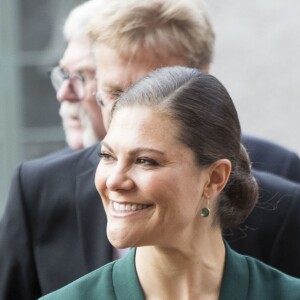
[107,229,134,249]
[109,237,131,249]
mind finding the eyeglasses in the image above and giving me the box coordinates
[95,91,105,107]
[49,66,86,99]
[95,90,123,107]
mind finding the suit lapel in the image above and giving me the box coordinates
[75,144,113,272]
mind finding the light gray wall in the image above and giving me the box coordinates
[207,0,300,155]
[0,0,22,215]
[0,0,83,216]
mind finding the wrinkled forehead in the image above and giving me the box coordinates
[93,43,185,91]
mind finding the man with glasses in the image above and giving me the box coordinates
[49,4,105,150]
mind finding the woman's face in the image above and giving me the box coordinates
[95,105,210,249]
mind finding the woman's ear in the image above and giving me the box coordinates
[204,159,231,198]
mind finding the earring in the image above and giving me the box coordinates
[200,194,210,218]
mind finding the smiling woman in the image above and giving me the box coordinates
[40,66,300,300]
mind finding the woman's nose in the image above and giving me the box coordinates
[106,167,134,191]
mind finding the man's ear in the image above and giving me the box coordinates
[200,64,210,73]
[204,159,231,198]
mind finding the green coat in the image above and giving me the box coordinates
[40,243,300,300]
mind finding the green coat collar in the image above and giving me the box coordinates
[112,243,248,300]
[41,241,300,299]
[219,242,248,299]
[113,249,145,300]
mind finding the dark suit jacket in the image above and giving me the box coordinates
[242,135,300,182]
[0,145,111,299]
[226,169,300,277]
[1,137,300,299]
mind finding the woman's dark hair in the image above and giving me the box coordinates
[111,66,258,229]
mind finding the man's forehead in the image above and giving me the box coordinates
[96,65,147,92]
[94,42,186,91]
[60,39,95,71]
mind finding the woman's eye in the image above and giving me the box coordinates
[136,157,158,166]
[98,152,113,161]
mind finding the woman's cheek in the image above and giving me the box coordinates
[95,161,108,196]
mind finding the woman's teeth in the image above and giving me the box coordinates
[113,202,149,212]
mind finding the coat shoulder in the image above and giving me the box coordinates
[245,256,300,299]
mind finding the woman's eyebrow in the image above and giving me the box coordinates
[128,147,165,156]
[101,141,165,156]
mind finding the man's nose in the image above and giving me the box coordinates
[56,80,80,103]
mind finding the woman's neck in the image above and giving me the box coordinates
[135,231,225,300]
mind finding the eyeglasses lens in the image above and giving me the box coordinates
[50,67,85,99]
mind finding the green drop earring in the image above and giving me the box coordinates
[200,194,210,217]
